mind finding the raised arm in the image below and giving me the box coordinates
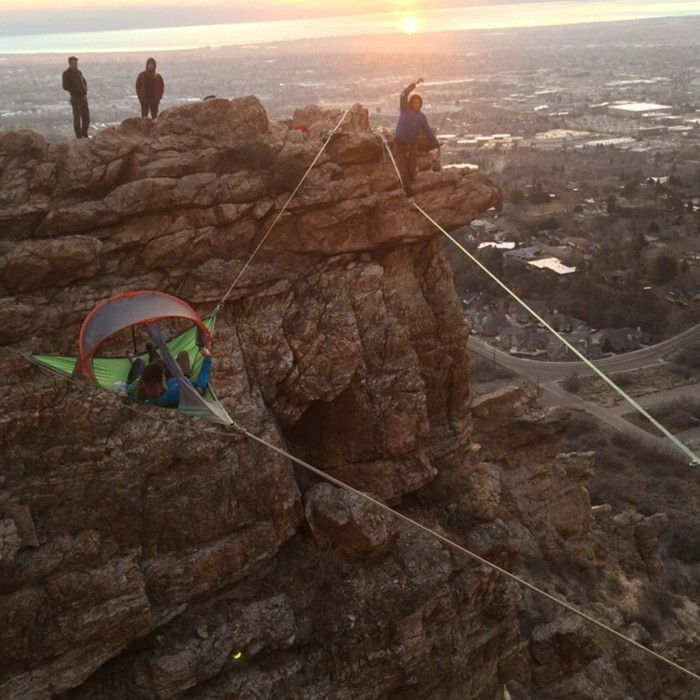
[399,82,415,113]
[399,77,424,113]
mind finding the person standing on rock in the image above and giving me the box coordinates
[394,77,440,198]
[62,56,90,138]
[136,58,165,119]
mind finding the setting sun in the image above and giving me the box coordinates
[402,16,418,34]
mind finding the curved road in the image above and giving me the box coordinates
[468,323,700,385]
[468,324,700,460]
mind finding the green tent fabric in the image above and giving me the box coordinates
[29,315,233,425]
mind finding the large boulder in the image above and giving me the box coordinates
[304,483,397,559]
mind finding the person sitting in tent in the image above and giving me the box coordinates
[32,290,232,424]
[125,346,212,408]
[394,76,440,198]
[126,343,190,383]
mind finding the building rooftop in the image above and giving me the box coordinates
[535,129,593,140]
[444,162,479,171]
[478,241,516,250]
[527,257,577,275]
[609,102,673,113]
[506,246,541,261]
[581,137,637,148]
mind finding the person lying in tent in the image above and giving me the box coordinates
[126,343,190,383]
[394,77,440,198]
[124,346,212,408]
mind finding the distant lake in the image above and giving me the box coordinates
[0,1,698,54]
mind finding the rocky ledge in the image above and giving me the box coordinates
[0,98,696,698]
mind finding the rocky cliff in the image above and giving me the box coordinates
[0,98,697,698]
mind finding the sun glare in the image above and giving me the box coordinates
[402,16,417,34]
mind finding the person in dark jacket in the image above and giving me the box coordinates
[135,58,165,119]
[62,56,90,138]
[394,77,440,197]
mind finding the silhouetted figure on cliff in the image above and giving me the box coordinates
[136,58,165,118]
[394,77,440,198]
[62,56,90,138]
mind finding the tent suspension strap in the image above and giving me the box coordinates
[8,345,700,683]
[214,108,351,313]
[377,133,699,465]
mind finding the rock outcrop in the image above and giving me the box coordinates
[0,98,696,698]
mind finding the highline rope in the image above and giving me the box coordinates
[378,132,699,465]
[215,108,351,312]
[9,346,700,684]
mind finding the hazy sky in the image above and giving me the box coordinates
[1,0,559,35]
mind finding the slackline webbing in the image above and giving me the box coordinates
[8,345,700,684]
[215,108,351,311]
[5,112,698,684]
[378,132,699,465]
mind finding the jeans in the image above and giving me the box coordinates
[127,358,145,384]
[71,96,90,138]
[394,139,417,196]
[140,101,159,119]
[127,350,190,384]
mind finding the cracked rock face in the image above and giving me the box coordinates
[1,97,693,699]
[304,483,398,559]
[0,96,504,698]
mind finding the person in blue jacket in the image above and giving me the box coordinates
[394,77,440,197]
[126,346,212,407]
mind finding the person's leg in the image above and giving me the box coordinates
[193,356,212,392]
[127,358,145,383]
[140,101,148,118]
[150,102,159,118]
[71,99,82,138]
[81,100,90,137]
[176,351,191,377]
[407,144,417,196]
[146,343,160,364]
[142,342,172,378]
[394,140,413,196]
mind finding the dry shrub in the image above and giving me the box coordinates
[470,356,516,382]
[562,371,580,393]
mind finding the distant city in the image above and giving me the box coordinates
[1,16,698,358]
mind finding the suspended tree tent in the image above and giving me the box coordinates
[29,290,232,425]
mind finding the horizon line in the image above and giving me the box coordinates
[0,3,698,56]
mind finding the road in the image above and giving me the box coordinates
[468,324,700,460]
[468,323,700,385]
